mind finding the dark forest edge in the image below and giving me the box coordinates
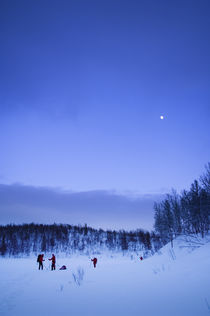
[0,223,157,257]
[0,163,209,257]
[154,163,210,247]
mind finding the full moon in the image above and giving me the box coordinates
[160,115,164,120]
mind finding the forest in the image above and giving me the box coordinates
[0,222,158,257]
[154,163,210,246]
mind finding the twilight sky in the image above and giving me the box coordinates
[0,0,209,230]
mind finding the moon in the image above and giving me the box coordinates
[160,115,164,120]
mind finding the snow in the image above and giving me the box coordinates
[0,235,210,316]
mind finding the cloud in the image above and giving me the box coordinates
[0,184,164,231]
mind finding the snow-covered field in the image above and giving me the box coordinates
[0,235,210,316]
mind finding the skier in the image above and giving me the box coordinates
[49,254,56,270]
[91,257,97,268]
[37,254,45,270]
[140,256,143,261]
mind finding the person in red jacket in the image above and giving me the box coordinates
[37,254,45,270]
[49,254,56,270]
[91,257,97,268]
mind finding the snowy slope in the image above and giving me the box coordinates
[0,235,210,316]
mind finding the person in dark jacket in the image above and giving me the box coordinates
[49,254,56,270]
[140,256,143,261]
[37,254,45,270]
[91,257,97,268]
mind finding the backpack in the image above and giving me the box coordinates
[37,254,41,262]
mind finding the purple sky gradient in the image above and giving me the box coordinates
[0,0,209,229]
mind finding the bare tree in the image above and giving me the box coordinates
[200,162,210,193]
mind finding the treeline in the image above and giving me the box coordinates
[0,223,159,257]
[154,163,210,246]
[2,166,208,257]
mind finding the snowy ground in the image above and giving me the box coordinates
[0,235,210,316]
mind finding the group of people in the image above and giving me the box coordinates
[37,254,56,270]
[37,255,143,270]
[37,254,98,270]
